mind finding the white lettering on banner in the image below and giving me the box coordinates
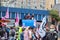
[39,16,46,38]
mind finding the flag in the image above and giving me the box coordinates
[1,8,9,26]
[40,16,46,29]
[1,17,7,26]
[2,17,5,20]
[15,13,19,27]
[39,16,47,38]
[5,8,9,18]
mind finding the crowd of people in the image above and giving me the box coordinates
[0,14,58,40]
[0,22,58,40]
[0,23,16,40]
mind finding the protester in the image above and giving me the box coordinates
[24,27,30,40]
[31,14,34,20]
[25,14,31,19]
[0,16,59,40]
[44,24,58,40]
[6,27,10,39]
[20,28,25,40]
[42,24,49,40]
[9,27,16,40]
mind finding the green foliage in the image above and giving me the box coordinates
[49,9,60,21]
[50,10,58,17]
[56,17,60,21]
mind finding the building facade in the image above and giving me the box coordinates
[56,0,60,4]
[0,0,55,10]
[0,0,50,21]
[53,4,60,17]
[0,6,49,21]
[45,0,55,10]
[58,0,60,4]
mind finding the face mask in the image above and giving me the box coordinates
[50,29,55,31]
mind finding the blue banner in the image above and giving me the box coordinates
[22,20,34,27]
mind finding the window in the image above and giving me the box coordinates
[35,6,37,8]
[41,15,43,20]
[38,14,41,21]
[2,11,6,17]
[40,5,42,7]
[19,13,21,19]
[28,0,30,2]
[51,5,52,8]
[14,3,16,5]
[4,0,9,2]
[40,0,45,2]
[21,13,24,19]
[15,13,16,18]
[43,15,45,17]
[43,0,45,1]
[21,2,23,4]
[21,6,23,8]
[33,0,36,4]
[11,12,15,19]
[28,2,30,5]
[40,4,45,9]
[42,7,45,9]
[41,15,45,20]
[27,6,31,9]
[10,12,16,19]
[43,2,45,5]
[9,0,16,4]
[34,14,37,20]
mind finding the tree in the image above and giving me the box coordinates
[49,9,60,25]
[49,10,60,21]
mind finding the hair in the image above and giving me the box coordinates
[22,28,25,31]
[10,27,13,29]
[29,27,33,29]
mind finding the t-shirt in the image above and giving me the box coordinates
[24,30,29,40]
[9,29,15,37]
